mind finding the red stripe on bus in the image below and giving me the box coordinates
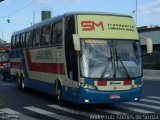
[25,49,65,74]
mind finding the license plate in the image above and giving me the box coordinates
[110,95,121,99]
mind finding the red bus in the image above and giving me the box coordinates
[0,47,10,70]
[0,47,10,80]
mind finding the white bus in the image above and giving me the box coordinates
[10,12,152,104]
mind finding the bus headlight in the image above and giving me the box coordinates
[132,82,143,88]
[80,83,97,90]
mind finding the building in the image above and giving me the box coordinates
[138,25,160,70]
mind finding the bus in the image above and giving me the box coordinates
[0,47,10,81]
[10,12,153,104]
[0,47,10,71]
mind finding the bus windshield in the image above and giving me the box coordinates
[80,39,141,79]
[0,52,9,62]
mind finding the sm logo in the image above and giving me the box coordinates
[81,21,104,31]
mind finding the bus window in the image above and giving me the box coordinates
[19,34,22,48]
[51,21,62,45]
[11,36,16,49]
[33,29,41,47]
[20,34,23,48]
[26,31,33,48]
[22,33,26,48]
[41,25,51,46]
[16,35,20,48]
[20,33,26,48]
[65,16,78,81]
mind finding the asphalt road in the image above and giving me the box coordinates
[0,80,160,120]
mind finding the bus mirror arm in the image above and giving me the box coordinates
[77,51,82,57]
[73,51,82,57]
[139,36,153,56]
[72,34,81,51]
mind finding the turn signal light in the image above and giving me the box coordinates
[97,81,107,86]
[124,80,132,85]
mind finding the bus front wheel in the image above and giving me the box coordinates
[21,76,26,91]
[55,81,65,106]
[17,74,26,91]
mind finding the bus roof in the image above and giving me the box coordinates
[65,11,132,17]
[12,11,132,36]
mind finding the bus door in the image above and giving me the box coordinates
[64,16,79,98]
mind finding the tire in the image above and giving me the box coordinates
[21,76,27,91]
[17,74,26,91]
[56,82,65,106]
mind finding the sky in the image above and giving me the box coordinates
[0,0,160,42]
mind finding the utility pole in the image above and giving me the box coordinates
[0,0,4,45]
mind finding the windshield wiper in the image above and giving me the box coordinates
[114,48,130,79]
[100,45,130,79]
[100,45,115,78]
[100,57,112,78]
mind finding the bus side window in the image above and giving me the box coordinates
[65,16,78,81]
[20,34,23,48]
[33,29,41,47]
[16,35,20,48]
[19,34,22,48]
[11,36,16,49]
[26,33,29,47]
[26,31,33,48]
[51,21,62,45]
[41,25,51,46]
[21,33,26,48]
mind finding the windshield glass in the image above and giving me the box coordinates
[0,52,9,62]
[80,39,141,79]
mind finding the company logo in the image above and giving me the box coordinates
[81,21,104,31]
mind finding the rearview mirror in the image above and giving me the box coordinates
[139,36,153,54]
[72,34,81,51]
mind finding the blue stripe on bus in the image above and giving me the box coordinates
[27,79,55,95]
[61,86,142,104]
[62,86,79,102]
[62,78,142,104]
[77,87,142,104]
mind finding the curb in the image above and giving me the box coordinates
[143,77,160,81]
[143,69,160,81]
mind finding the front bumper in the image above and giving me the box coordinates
[77,87,142,104]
